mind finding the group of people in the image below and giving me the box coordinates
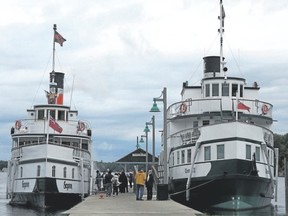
[95,169,155,200]
[96,170,132,197]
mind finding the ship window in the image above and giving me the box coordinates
[204,146,211,161]
[193,121,198,128]
[246,145,251,159]
[181,150,185,164]
[38,109,45,120]
[20,167,23,178]
[203,120,209,126]
[205,84,210,97]
[187,149,192,163]
[177,151,180,164]
[217,144,225,159]
[255,146,260,161]
[222,83,229,96]
[52,166,56,177]
[50,110,56,119]
[63,167,67,178]
[212,83,219,96]
[172,152,175,166]
[37,165,41,177]
[82,140,89,150]
[232,84,238,97]
[58,110,65,121]
[240,85,243,97]
[72,168,75,179]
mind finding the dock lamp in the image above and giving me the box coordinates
[139,134,148,172]
[144,116,155,168]
[150,87,168,185]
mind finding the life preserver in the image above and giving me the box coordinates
[179,103,187,113]
[15,120,21,130]
[77,121,85,132]
[261,104,269,115]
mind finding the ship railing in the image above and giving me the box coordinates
[167,98,222,119]
[73,149,91,161]
[167,98,273,119]
[11,119,92,136]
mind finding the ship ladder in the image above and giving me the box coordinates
[260,142,274,194]
[186,141,201,201]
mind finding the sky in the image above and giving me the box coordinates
[0,0,287,162]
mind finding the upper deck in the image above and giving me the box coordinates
[12,104,91,136]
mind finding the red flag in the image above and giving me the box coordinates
[49,116,63,133]
[54,31,66,47]
[237,101,250,112]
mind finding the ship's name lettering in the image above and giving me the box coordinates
[64,181,72,190]
[22,181,29,188]
[185,168,190,173]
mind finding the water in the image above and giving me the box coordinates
[0,172,286,215]
[0,172,67,216]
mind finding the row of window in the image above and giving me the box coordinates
[20,165,76,179]
[37,109,68,121]
[171,144,273,166]
[205,83,243,98]
[15,137,89,150]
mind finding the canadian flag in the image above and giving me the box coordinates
[49,116,63,133]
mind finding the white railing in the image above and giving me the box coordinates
[12,119,91,136]
[167,98,273,119]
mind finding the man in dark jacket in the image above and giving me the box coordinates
[105,170,113,197]
[145,170,154,200]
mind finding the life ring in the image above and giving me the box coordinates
[179,103,187,113]
[77,121,85,131]
[261,104,269,115]
[15,120,21,130]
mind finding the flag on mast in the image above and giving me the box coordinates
[49,116,63,133]
[54,30,66,47]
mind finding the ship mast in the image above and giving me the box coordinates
[219,0,226,77]
[52,24,57,73]
[47,24,66,105]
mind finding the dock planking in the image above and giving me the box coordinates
[61,192,204,216]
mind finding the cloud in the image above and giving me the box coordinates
[0,0,287,162]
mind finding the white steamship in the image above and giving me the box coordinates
[6,25,93,208]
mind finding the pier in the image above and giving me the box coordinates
[61,192,203,216]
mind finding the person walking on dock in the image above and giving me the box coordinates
[105,170,113,197]
[145,170,154,200]
[135,169,146,201]
[112,173,119,196]
[95,170,101,191]
[119,171,128,193]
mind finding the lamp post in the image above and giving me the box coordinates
[136,136,140,149]
[150,87,168,184]
[139,134,148,172]
[144,116,155,168]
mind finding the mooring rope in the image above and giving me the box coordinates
[169,178,217,196]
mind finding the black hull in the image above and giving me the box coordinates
[10,192,84,209]
[169,174,273,212]
[9,177,88,208]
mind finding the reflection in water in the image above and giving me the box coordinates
[205,204,284,216]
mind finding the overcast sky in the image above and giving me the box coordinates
[0,0,287,162]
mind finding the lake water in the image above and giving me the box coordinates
[0,172,286,215]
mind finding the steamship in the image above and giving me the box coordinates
[6,25,92,208]
[165,1,276,211]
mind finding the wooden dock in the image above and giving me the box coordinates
[61,192,204,216]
